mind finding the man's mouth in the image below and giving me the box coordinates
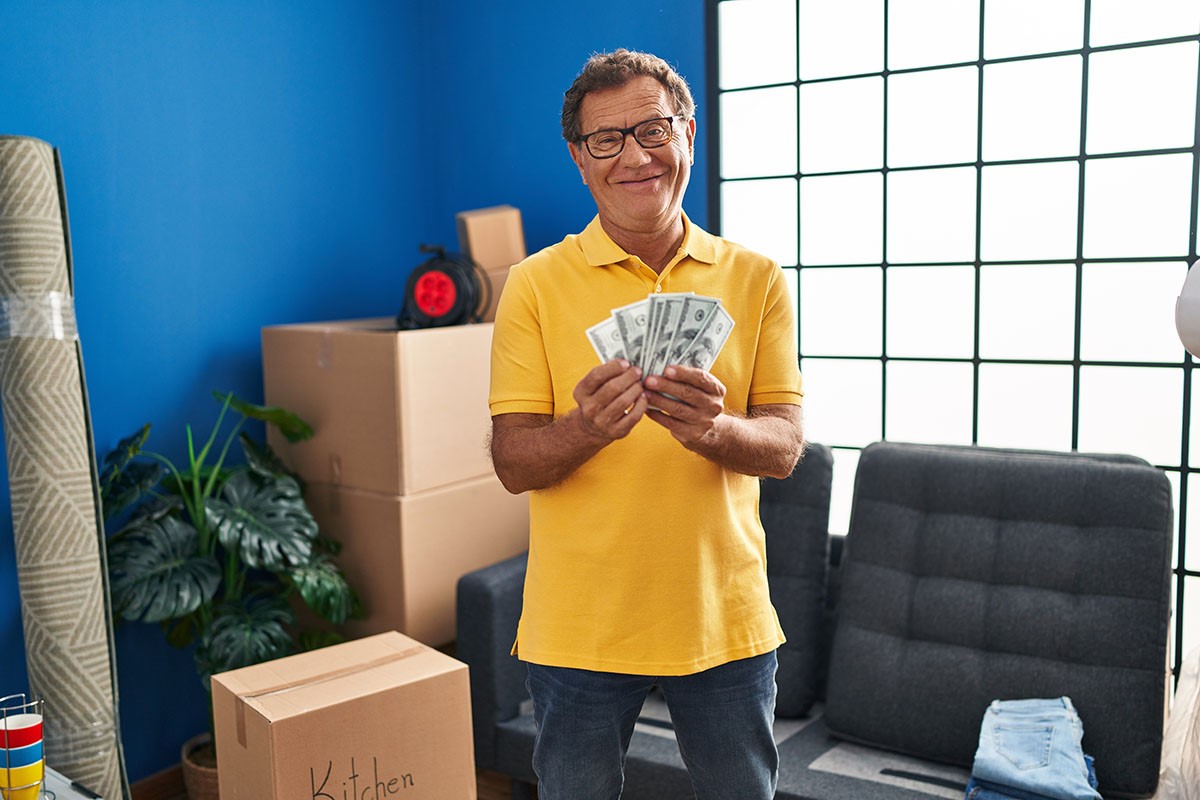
[619,174,663,185]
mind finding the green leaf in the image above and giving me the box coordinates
[99,425,162,518]
[290,555,356,624]
[206,471,317,571]
[214,391,314,443]
[238,432,297,485]
[107,515,221,623]
[194,594,295,683]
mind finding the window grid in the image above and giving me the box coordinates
[707,0,1200,675]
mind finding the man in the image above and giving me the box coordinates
[488,49,805,800]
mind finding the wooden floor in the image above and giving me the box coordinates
[133,769,516,800]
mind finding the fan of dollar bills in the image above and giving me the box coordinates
[586,292,734,377]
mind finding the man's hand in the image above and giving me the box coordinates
[490,359,648,494]
[575,359,649,441]
[643,365,725,445]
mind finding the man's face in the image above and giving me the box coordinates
[569,76,696,236]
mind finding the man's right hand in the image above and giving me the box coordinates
[574,359,648,441]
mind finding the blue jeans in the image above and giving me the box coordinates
[524,651,779,800]
[967,697,1101,800]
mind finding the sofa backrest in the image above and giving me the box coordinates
[822,441,1174,798]
[762,441,834,718]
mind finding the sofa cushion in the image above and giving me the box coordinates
[763,442,834,718]
[823,442,1173,798]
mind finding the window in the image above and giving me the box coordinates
[709,0,1200,671]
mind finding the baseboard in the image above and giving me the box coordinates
[130,764,184,800]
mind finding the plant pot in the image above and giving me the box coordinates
[180,733,219,800]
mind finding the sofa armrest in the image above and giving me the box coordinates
[456,551,529,770]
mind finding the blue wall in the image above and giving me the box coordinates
[0,0,706,783]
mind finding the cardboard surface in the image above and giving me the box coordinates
[305,474,529,646]
[262,318,494,496]
[212,631,476,800]
[456,206,525,322]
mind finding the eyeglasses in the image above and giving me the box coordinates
[579,116,678,159]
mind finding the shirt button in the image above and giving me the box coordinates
[655,285,662,293]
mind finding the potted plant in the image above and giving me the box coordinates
[99,391,358,800]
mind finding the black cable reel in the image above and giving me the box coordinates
[396,244,492,330]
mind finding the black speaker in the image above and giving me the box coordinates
[396,244,491,329]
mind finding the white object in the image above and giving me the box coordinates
[1153,645,1200,799]
[1176,268,1200,357]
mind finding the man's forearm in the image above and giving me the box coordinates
[490,410,609,494]
[684,407,805,479]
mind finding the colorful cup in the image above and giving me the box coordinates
[0,741,41,771]
[0,715,40,751]
[0,758,41,797]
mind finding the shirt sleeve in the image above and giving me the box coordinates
[748,265,804,408]
[489,263,556,416]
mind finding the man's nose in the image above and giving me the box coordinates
[618,135,654,166]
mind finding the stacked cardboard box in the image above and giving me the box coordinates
[457,205,526,322]
[262,317,529,647]
[213,631,476,800]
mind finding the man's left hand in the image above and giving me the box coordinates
[643,365,726,445]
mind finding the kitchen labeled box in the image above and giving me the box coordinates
[456,205,526,322]
[305,474,529,646]
[262,318,494,496]
[212,631,476,800]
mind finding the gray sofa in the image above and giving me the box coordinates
[456,441,1174,799]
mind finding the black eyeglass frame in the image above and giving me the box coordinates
[578,115,679,159]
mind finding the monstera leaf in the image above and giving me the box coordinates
[194,593,295,683]
[218,391,313,443]
[289,554,359,624]
[98,425,165,519]
[107,515,221,623]
[206,470,317,571]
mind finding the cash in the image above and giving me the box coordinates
[587,292,733,376]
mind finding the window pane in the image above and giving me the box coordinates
[800,267,882,356]
[1087,43,1200,155]
[982,56,1082,162]
[721,86,798,179]
[888,66,979,167]
[978,363,1074,451]
[887,265,975,358]
[799,0,884,80]
[886,361,974,444]
[721,178,798,266]
[1185,576,1200,661]
[800,77,884,174]
[887,167,977,264]
[1078,366,1182,466]
[719,0,797,89]
[888,0,979,70]
[799,358,882,446]
[1188,475,1200,571]
[800,173,883,265]
[1080,262,1189,363]
[979,264,1076,360]
[1090,0,1200,47]
[980,161,1079,262]
[1083,154,1193,259]
[828,448,860,536]
[983,0,1084,59]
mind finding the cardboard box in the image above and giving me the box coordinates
[262,319,494,496]
[305,473,529,646]
[456,206,526,322]
[212,631,476,800]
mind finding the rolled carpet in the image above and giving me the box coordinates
[0,135,129,800]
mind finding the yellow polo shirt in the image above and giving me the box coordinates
[489,214,803,675]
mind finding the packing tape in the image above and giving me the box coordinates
[0,292,78,341]
[235,646,425,748]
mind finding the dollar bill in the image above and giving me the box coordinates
[679,305,734,371]
[644,293,690,376]
[585,316,628,362]
[612,298,650,369]
[666,295,719,368]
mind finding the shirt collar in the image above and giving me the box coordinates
[579,212,718,268]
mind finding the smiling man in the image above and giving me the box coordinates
[488,50,805,800]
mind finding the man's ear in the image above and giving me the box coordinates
[686,117,696,165]
[568,141,587,185]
